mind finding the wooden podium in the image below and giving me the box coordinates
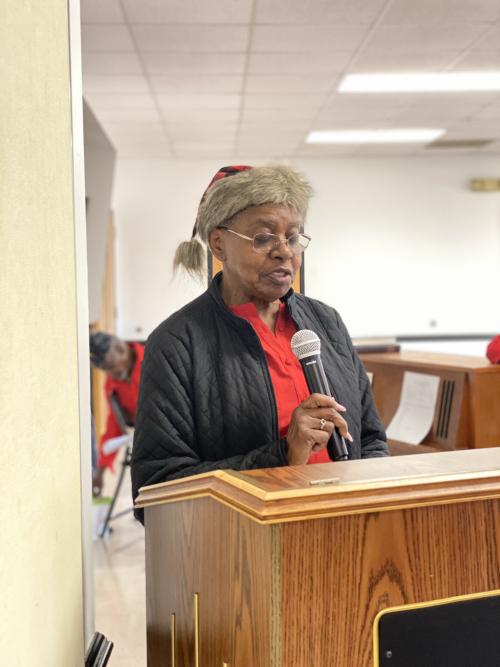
[360,351,500,454]
[136,449,500,666]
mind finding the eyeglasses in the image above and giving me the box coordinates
[219,227,311,255]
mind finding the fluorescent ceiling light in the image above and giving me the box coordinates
[338,72,500,93]
[306,129,445,144]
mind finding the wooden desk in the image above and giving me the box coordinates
[360,351,500,452]
[136,449,500,666]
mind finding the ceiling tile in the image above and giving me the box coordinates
[83,93,157,110]
[160,108,240,122]
[239,120,311,133]
[311,113,402,127]
[472,24,500,50]
[142,52,247,75]
[327,93,418,109]
[92,108,162,122]
[234,148,296,159]
[166,121,238,140]
[237,143,300,156]
[81,0,124,23]
[100,121,166,139]
[83,75,150,93]
[105,130,167,146]
[442,125,500,140]
[122,0,252,24]
[119,145,173,158]
[114,137,171,150]
[82,52,142,75]
[382,0,500,25]
[392,110,478,126]
[354,144,422,155]
[132,25,249,52]
[245,75,336,93]
[406,92,500,111]
[248,51,352,75]
[156,94,241,110]
[294,144,358,156]
[244,93,327,108]
[256,0,388,24]
[81,24,135,52]
[453,50,500,69]
[350,51,462,72]
[473,100,500,119]
[363,23,488,54]
[173,142,235,155]
[173,132,237,145]
[242,107,318,121]
[252,25,367,52]
[238,131,301,144]
[150,75,243,94]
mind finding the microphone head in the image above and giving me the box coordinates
[291,329,321,360]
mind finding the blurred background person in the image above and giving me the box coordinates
[487,336,500,363]
[90,332,144,495]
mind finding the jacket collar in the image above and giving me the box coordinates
[208,271,297,322]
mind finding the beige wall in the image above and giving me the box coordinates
[0,1,85,665]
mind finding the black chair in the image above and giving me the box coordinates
[85,632,113,666]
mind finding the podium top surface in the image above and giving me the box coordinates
[360,350,496,372]
[135,448,500,524]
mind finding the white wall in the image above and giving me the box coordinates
[84,101,116,324]
[113,158,233,338]
[113,155,500,343]
[0,0,85,663]
[302,157,500,337]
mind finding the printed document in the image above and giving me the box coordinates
[386,371,440,445]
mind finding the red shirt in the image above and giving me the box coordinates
[99,342,144,469]
[231,302,330,464]
[487,336,500,364]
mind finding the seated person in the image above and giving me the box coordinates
[487,336,500,364]
[131,165,388,518]
[90,332,144,494]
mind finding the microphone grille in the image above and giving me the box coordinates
[291,329,321,360]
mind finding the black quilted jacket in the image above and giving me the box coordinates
[131,273,388,519]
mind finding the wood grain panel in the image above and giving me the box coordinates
[136,450,500,525]
[145,498,275,666]
[469,372,500,447]
[279,500,500,667]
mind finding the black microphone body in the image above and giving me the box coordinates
[298,354,349,461]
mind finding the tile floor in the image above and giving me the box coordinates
[93,458,146,666]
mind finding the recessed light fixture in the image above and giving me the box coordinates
[306,129,445,144]
[338,72,500,93]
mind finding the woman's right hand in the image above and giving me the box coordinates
[286,393,353,466]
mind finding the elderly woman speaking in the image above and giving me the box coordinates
[131,165,388,510]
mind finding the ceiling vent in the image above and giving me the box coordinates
[425,139,494,150]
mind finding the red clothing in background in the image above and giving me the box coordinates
[487,336,500,364]
[231,302,330,464]
[99,342,144,469]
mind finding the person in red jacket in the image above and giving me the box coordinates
[487,336,500,364]
[90,332,144,495]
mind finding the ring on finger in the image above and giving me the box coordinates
[319,418,327,430]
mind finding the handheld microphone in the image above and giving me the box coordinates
[291,329,349,461]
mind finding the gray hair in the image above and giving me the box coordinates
[173,164,313,278]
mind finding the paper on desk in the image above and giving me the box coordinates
[386,371,440,445]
